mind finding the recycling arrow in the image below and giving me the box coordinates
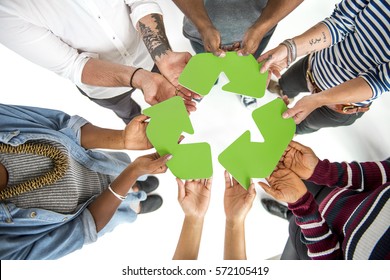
[143,96,213,179]
[218,98,296,189]
[178,52,268,98]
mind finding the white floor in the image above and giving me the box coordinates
[1,0,390,265]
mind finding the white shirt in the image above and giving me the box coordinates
[0,0,162,99]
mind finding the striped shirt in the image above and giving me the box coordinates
[311,0,390,106]
[288,158,390,260]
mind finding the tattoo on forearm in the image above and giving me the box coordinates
[309,37,321,46]
[138,14,171,61]
[322,31,327,43]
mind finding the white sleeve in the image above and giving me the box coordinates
[0,9,97,84]
[124,0,163,29]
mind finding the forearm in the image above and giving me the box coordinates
[173,216,204,260]
[311,77,373,106]
[80,123,124,150]
[137,13,172,62]
[88,165,139,232]
[293,23,331,57]
[172,0,214,33]
[81,58,142,88]
[251,0,303,37]
[224,220,246,260]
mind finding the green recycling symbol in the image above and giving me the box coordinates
[143,52,295,189]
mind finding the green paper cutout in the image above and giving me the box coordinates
[143,96,213,179]
[178,52,268,98]
[218,98,296,189]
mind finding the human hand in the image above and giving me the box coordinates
[123,115,152,150]
[199,25,226,57]
[130,152,172,177]
[176,178,212,219]
[224,171,256,223]
[258,165,307,204]
[237,25,263,56]
[258,45,289,77]
[282,94,321,124]
[140,71,197,113]
[281,140,319,180]
[155,51,201,100]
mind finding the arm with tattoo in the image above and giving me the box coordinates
[138,14,172,62]
[137,14,199,101]
[258,23,331,75]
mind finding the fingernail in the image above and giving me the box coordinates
[219,52,226,58]
[282,112,289,119]
[167,154,173,160]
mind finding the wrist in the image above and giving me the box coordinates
[198,22,217,35]
[120,130,127,150]
[225,218,245,229]
[130,68,148,89]
[154,49,174,67]
[184,215,205,224]
[249,22,268,38]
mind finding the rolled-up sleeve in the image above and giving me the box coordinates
[360,62,390,101]
[0,9,97,85]
[125,0,163,29]
[321,0,365,45]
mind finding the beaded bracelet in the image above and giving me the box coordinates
[108,184,127,201]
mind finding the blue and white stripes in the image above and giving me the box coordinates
[312,0,390,105]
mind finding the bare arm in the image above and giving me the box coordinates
[88,153,170,232]
[293,23,332,57]
[137,13,199,102]
[224,220,247,260]
[223,172,256,260]
[259,23,331,74]
[172,0,224,56]
[283,77,373,123]
[173,216,205,260]
[239,0,304,55]
[172,0,214,36]
[80,115,152,150]
[173,178,212,260]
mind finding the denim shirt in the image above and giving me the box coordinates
[0,104,146,259]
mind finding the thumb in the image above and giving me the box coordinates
[248,182,257,196]
[258,182,276,199]
[176,178,185,202]
[151,154,172,170]
[213,48,226,58]
[282,108,295,119]
[133,114,149,123]
[237,48,249,57]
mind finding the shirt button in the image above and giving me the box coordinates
[112,37,116,40]
[98,16,101,19]
[30,212,37,218]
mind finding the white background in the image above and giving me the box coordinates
[1,0,389,278]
